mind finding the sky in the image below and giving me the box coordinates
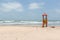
[0,0,60,20]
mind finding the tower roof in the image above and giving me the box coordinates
[42,13,47,16]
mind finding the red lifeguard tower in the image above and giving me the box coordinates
[42,13,48,27]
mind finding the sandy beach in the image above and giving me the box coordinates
[0,25,60,40]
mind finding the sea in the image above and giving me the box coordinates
[0,20,60,26]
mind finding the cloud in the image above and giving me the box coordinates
[0,2,23,12]
[39,2,45,6]
[29,3,39,9]
[55,9,60,13]
[29,2,45,10]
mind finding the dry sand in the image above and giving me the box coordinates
[0,25,60,40]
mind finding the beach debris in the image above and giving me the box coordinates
[51,26,55,28]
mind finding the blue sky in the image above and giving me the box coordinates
[0,0,60,20]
